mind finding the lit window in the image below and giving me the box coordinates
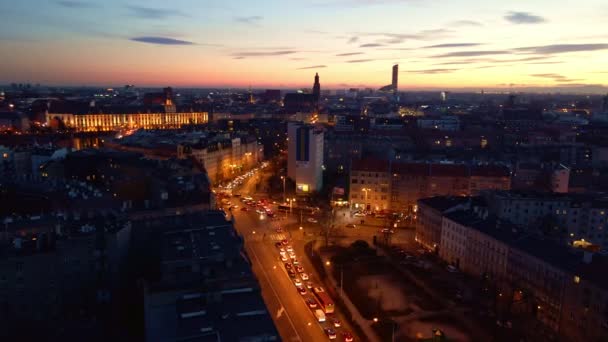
[573,275,580,284]
[2,153,7,158]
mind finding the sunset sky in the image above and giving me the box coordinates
[1,0,607,91]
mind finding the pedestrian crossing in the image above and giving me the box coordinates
[247,232,287,242]
[268,233,286,241]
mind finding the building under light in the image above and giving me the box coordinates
[287,122,324,195]
[45,89,208,132]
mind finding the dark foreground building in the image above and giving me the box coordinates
[141,212,279,342]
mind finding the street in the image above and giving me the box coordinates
[223,169,360,341]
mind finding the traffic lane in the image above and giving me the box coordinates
[233,210,328,341]
[244,242,301,341]
[251,239,328,342]
[291,240,361,341]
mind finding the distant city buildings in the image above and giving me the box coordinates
[288,122,324,195]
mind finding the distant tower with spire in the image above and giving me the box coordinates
[312,73,321,104]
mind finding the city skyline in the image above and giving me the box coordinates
[1,0,608,92]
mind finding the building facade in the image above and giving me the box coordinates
[416,195,608,341]
[178,136,263,185]
[288,122,324,194]
[46,99,208,132]
[349,159,510,213]
[484,191,608,247]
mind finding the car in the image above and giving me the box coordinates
[284,262,293,269]
[354,212,365,217]
[288,269,296,278]
[275,227,283,233]
[286,245,294,252]
[345,223,356,229]
[289,252,296,259]
[342,332,354,342]
[267,212,275,218]
[281,239,289,246]
[379,228,394,234]
[306,298,318,308]
[447,265,459,273]
[307,217,318,223]
[295,265,304,273]
[301,273,309,280]
[293,278,302,286]
[305,281,314,289]
[297,286,307,295]
[279,247,286,253]
[231,205,239,209]
[325,328,337,339]
[332,319,341,328]
[280,254,289,261]
[315,309,326,323]
[292,259,300,266]
[240,207,249,212]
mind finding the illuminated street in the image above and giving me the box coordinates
[222,169,361,341]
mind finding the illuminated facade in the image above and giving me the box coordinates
[46,108,208,132]
[178,136,262,185]
[349,159,511,213]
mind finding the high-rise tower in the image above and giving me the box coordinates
[312,73,320,103]
[391,64,398,91]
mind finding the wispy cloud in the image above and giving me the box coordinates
[504,11,546,24]
[358,29,452,45]
[348,36,359,44]
[433,50,510,58]
[127,6,185,19]
[405,68,459,74]
[515,44,608,54]
[346,59,375,63]
[336,52,364,56]
[235,16,263,25]
[360,43,383,48]
[130,36,194,45]
[531,73,582,82]
[232,50,298,58]
[314,0,421,7]
[297,65,327,70]
[450,20,483,27]
[56,1,97,8]
[424,43,482,48]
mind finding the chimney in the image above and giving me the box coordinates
[583,251,593,264]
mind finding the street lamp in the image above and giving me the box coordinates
[280,176,286,203]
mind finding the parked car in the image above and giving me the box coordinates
[345,224,356,229]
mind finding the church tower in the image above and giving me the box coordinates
[312,73,320,103]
